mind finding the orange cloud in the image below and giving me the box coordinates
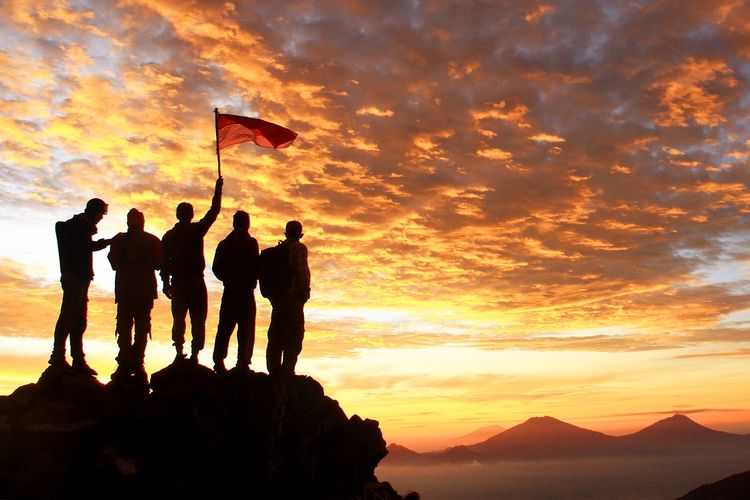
[530,133,565,143]
[476,147,512,160]
[471,101,531,128]
[525,5,555,23]
[3,0,750,443]
[356,107,395,117]
[651,58,737,128]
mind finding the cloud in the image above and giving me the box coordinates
[650,58,737,128]
[476,148,513,160]
[674,348,750,359]
[356,107,394,117]
[530,133,565,143]
[525,5,556,23]
[601,408,750,418]
[3,0,750,437]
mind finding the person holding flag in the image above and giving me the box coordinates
[159,108,294,366]
[161,177,222,364]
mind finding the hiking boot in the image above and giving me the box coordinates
[49,354,73,371]
[133,366,148,385]
[235,361,251,373]
[111,365,130,382]
[72,359,98,377]
[189,352,199,364]
[173,352,187,363]
[213,361,227,374]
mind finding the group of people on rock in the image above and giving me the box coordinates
[49,177,311,384]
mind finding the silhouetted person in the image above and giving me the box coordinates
[161,177,223,363]
[50,198,111,375]
[211,210,259,373]
[108,208,163,384]
[266,220,310,377]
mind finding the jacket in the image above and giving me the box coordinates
[212,230,259,291]
[108,229,163,302]
[56,213,108,281]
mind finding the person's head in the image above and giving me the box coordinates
[233,210,250,232]
[176,202,194,222]
[285,220,303,240]
[84,198,108,223]
[127,208,145,231]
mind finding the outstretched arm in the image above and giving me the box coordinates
[197,177,223,235]
[92,237,111,251]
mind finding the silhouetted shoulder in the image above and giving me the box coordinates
[144,231,161,244]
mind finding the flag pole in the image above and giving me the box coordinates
[214,108,222,178]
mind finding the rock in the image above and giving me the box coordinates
[0,365,409,499]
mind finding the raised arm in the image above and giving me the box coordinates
[196,177,223,235]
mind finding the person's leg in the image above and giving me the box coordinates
[50,278,85,366]
[266,299,283,376]
[171,281,189,360]
[69,281,95,375]
[132,300,152,382]
[236,292,255,368]
[212,291,235,372]
[188,278,208,361]
[281,300,305,376]
[114,301,135,378]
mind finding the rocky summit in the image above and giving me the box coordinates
[0,364,407,499]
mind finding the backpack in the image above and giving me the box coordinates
[55,219,74,265]
[212,239,229,282]
[258,242,292,299]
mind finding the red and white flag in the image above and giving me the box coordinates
[216,113,297,150]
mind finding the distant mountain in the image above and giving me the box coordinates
[620,414,746,453]
[383,414,750,465]
[383,424,506,462]
[442,425,506,448]
[679,468,750,499]
[385,444,424,464]
[425,445,483,463]
[471,416,619,458]
[384,443,483,465]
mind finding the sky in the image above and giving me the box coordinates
[2,0,750,451]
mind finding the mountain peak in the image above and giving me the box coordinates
[642,413,707,432]
[524,416,567,425]
[665,413,697,423]
[623,412,740,446]
[387,443,419,454]
[470,415,615,458]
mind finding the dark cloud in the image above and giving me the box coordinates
[602,408,750,418]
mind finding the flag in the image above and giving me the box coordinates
[216,113,297,150]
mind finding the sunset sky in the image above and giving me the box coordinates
[2,0,750,450]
